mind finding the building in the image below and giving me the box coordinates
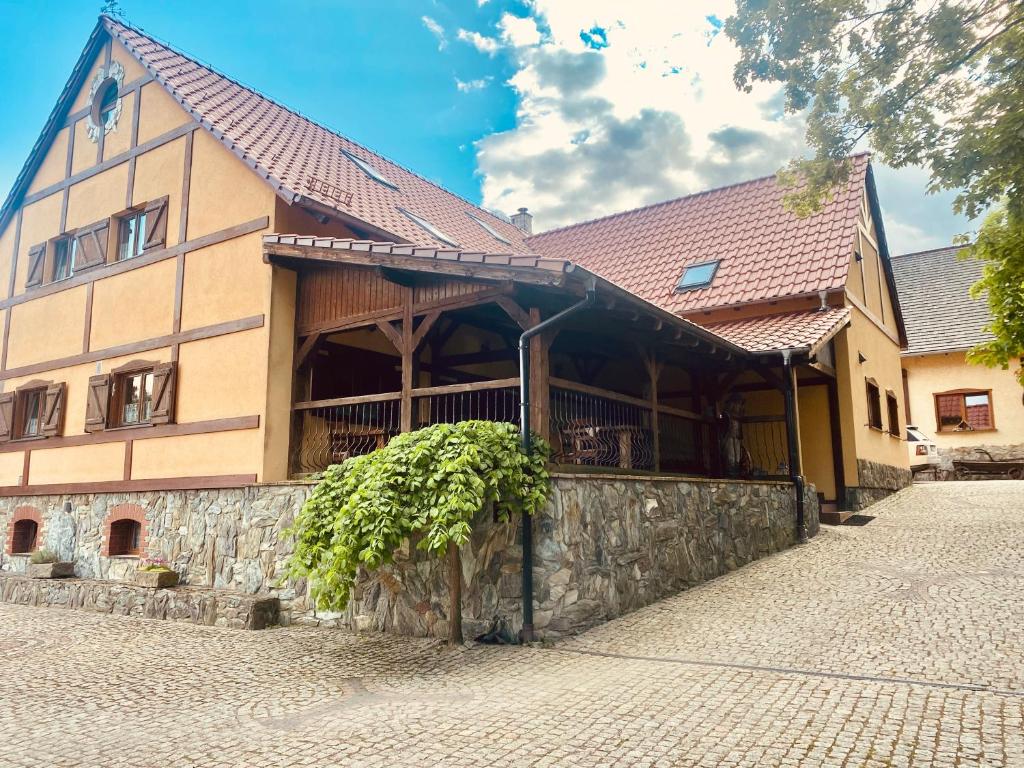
[0,16,911,635]
[892,245,1024,463]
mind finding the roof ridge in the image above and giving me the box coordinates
[101,15,516,232]
[892,243,971,259]
[528,153,871,241]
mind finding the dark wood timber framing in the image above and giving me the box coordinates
[2,216,269,312]
[0,474,259,498]
[1,314,264,381]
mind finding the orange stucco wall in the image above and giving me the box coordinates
[0,32,303,491]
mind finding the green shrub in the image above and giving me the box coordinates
[286,420,550,613]
[29,549,58,565]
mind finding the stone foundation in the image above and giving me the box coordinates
[0,575,278,629]
[0,474,817,640]
[846,459,913,511]
[346,474,818,640]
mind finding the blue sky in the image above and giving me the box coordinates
[0,0,970,253]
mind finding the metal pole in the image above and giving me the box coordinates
[781,349,808,543]
[517,285,596,643]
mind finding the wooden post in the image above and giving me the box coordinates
[400,288,414,433]
[528,308,550,442]
[644,352,662,472]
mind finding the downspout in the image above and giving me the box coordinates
[518,283,597,643]
[781,349,808,543]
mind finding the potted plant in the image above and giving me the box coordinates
[27,549,75,579]
[135,558,179,588]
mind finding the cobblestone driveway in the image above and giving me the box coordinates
[2,481,1023,767]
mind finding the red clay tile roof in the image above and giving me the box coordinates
[526,157,868,314]
[104,18,532,254]
[262,234,571,273]
[704,307,851,353]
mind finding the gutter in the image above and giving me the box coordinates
[518,281,598,644]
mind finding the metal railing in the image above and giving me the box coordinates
[741,416,789,477]
[291,394,401,474]
[549,384,655,470]
[413,379,521,429]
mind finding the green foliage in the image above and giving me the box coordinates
[962,205,1024,385]
[285,421,551,613]
[726,0,1024,220]
[29,549,58,565]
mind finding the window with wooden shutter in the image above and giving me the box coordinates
[13,383,47,439]
[865,379,883,430]
[149,362,177,425]
[73,220,109,271]
[41,382,67,437]
[141,196,169,252]
[25,244,46,288]
[0,392,14,442]
[85,374,111,432]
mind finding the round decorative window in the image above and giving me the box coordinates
[86,61,125,142]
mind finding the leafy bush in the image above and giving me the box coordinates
[286,420,551,612]
[29,549,58,564]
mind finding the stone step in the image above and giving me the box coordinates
[0,574,279,630]
[820,509,857,526]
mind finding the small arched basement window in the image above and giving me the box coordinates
[108,518,141,557]
[11,519,38,554]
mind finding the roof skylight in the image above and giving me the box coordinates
[341,149,398,190]
[676,260,719,291]
[467,213,511,245]
[398,207,461,248]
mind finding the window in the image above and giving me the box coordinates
[117,209,148,261]
[866,380,883,429]
[119,370,155,426]
[886,392,899,437]
[676,261,719,291]
[86,361,177,432]
[11,519,38,554]
[397,207,461,247]
[92,77,120,129]
[17,388,44,438]
[108,518,141,557]
[934,390,994,432]
[341,149,399,190]
[467,212,511,245]
[52,236,78,281]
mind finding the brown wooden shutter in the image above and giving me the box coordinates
[85,374,111,432]
[149,362,177,425]
[26,244,46,288]
[73,220,109,270]
[0,392,13,443]
[41,382,67,437]
[142,197,169,251]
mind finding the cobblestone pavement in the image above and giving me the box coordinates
[2,481,1023,767]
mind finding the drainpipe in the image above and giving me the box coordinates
[518,283,597,643]
[781,349,808,543]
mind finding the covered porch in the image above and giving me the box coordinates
[264,235,816,491]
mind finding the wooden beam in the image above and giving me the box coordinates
[293,331,324,371]
[436,348,516,368]
[400,288,414,432]
[494,295,532,331]
[0,474,258,498]
[412,309,442,350]
[528,307,551,442]
[374,319,403,351]
[644,352,663,472]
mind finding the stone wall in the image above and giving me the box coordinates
[0,484,314,624]
[940,443,1024,470]
[346,474,818,640]
[847,459,913,511]
[0,474,818,640]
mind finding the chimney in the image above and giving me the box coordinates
[511,207,533,235]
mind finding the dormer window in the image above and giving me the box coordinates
[676,260,719,291]
[398,207,460,248]
[341,149,398,190]
[467,213,511,245]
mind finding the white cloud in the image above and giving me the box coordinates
[456,76,492,93]
[473,1,965,253]
[457,28,500,56]
[421,16,447,51]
